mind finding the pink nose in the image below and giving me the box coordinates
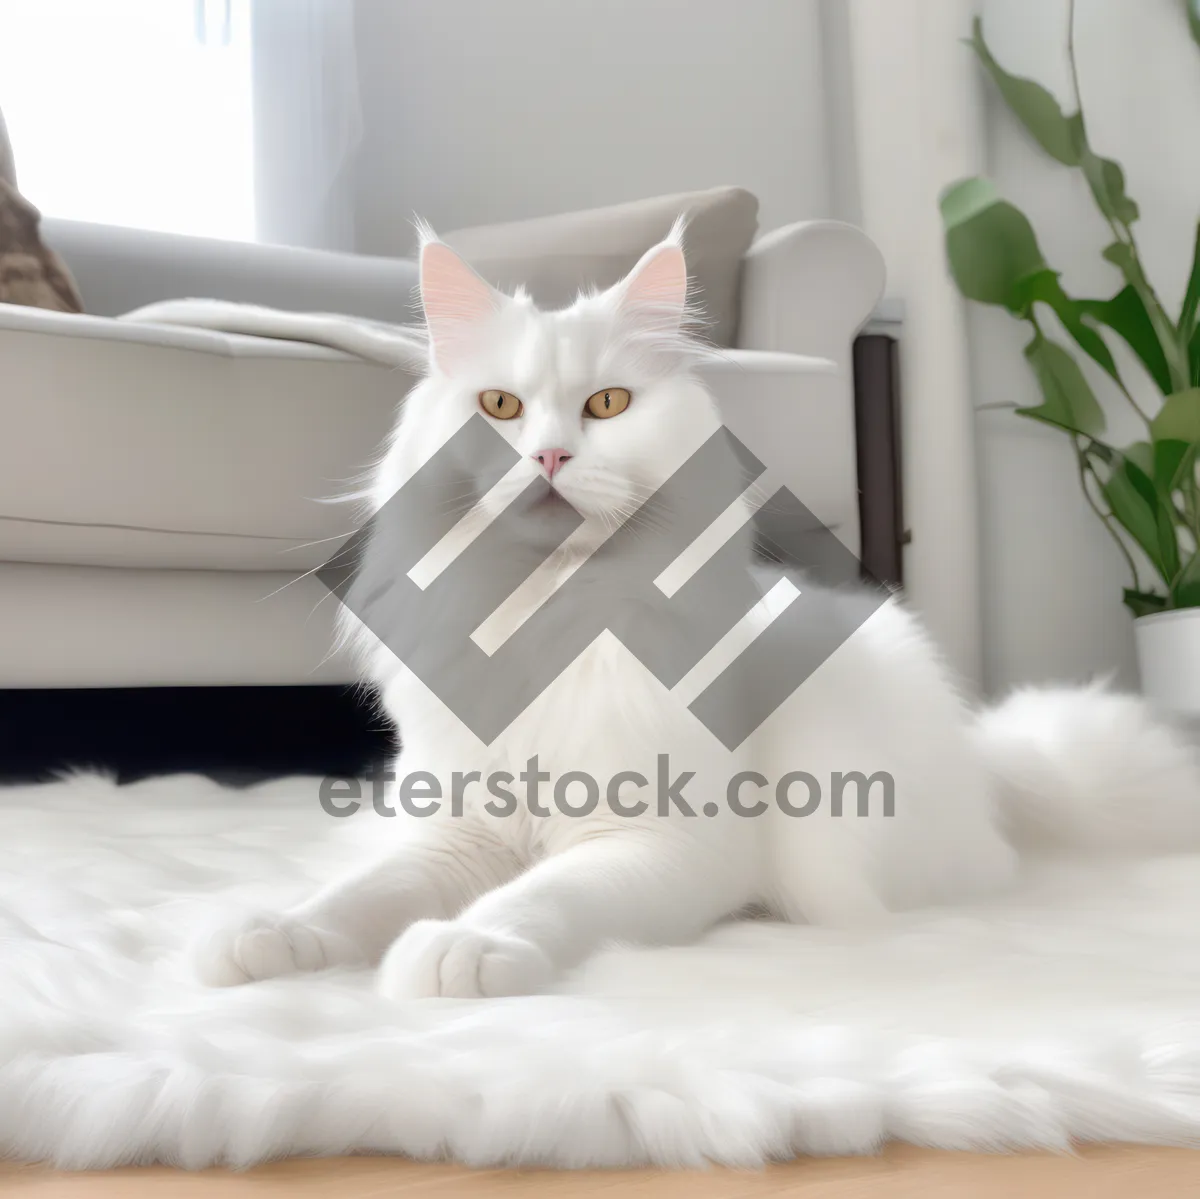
[532,448,573,479]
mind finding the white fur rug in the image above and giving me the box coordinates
[5,772,1200,1169]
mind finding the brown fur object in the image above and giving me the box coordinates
[0,106,83,314]
[0,181,84,313]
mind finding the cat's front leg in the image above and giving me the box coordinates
[378,830,748,1000]
[193,824,521,986]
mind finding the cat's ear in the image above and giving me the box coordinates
[418,231,504,372]
[613,218,690,334]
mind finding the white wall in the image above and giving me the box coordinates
[350,0,832,254]
[837,0,988,689]
[972,0,1200,694]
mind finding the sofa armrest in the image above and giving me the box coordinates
[737,220,886,364]
[41,219,420,323]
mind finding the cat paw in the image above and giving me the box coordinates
[377,919,554,1000]
[191,911,363,986]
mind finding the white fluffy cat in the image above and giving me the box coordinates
[192,226,1200,999]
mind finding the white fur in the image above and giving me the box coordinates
[976,685,1200,854]
[122,299,430,370]
[187,231,1200,1005]
[7,772,1200,1167]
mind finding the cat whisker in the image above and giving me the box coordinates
[277,532,359,555]
[255,559,344,601]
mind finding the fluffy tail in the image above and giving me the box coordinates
[975,685,1200,855]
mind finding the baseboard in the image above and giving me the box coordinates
[0,685,395,784]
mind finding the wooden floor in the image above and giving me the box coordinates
[3,1146,1200,1198]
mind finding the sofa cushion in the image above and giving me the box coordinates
[41,219,420,322]
[444,187,759,347]
[0,304,408,572]
[0,306,854,578]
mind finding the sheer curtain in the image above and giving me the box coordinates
[0,0,255,238]
[0,0,362,248]
[250,0,362,251]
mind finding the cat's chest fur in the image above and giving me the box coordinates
[378,619,735,854]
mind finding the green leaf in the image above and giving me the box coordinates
[1124,438,1197,507]
[1158,500,1181,581]
[1119,441,1158,504]
[1124,588,1168,617]
[1069,116,1140,227]
[1079,285,1173,395]
[1191,324,1200,386]
[1122,441,1155,475]
[1181,221,1200,343]
[967,18,1080,165]
[1017,334,1106,436]
[940,178,1048,308]
[1103,241,1140,282]
[1172,555,1200,609]
[1011,270,1119,379]
[1188,0,1200,49]
[1112,443,1178,577]
[1152,388,1200,442]
[1089,440,1178,585]
[1103,241,1190,391]
[1102,461,1166,573]
[1153,438,1194,493]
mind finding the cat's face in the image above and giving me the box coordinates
[375,229,723,549]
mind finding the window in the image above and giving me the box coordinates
[0,0,255,239]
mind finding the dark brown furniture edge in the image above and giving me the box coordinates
[853,332,905,588]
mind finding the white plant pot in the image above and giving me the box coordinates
[1135,609,1200,715]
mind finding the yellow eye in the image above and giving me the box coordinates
[585,388,631,419]
[479,389,523,420]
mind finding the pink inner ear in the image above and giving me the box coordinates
[420,242,500,370]
[619,243,688,329]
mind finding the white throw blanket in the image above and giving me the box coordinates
[4,770,1200,1168]
[122,299,430,368]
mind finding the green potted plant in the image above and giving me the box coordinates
[941,5,1200,712]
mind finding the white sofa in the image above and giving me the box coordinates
[0,198,884,689]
